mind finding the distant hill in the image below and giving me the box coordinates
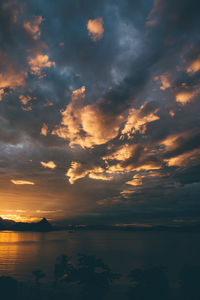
[1,216,200,233]
[0,217,53,232]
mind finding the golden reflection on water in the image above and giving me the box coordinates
[0,232,20,276]
[0,230,77,280]
[0,231,21,243]
[0,231,48,280]
[0,231,21,260]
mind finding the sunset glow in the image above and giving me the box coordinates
[0,214,40,223]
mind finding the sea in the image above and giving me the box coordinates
[0,230,200,286]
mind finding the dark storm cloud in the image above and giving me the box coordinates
[0,0,200,224]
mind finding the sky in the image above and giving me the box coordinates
[0,0,200,225]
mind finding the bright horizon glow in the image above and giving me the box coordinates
[0,214,41,223]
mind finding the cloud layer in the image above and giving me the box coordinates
[0,0,200,224]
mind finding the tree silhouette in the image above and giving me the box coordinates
[76,253,120,300]
[54,254,75,284]
[128,267,169,300]
[32,269,45,286]
[0,276,19,300]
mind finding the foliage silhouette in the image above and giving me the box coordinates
[0,276,19,300]
[179,265,200,300]
[128,267,170,300]
[32,269,46,285]
[54,254,75,284]
[75,253,120,300]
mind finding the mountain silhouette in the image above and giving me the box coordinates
[0,217,53,232]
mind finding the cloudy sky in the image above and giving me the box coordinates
[0,0,200,225]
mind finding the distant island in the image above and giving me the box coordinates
[0,217,53,232]
[1,216,200,232]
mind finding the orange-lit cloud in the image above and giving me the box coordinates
[24,16,43,40]
[19,95,32,105]
[0,68,27,93]
[21,106,32,111]
[105,158,162,176]
[121,104,160,138]
[87,17,104,41]
[105,163,130,174]
[132,162,162,172]
[66,162,90,184]
[11,179,35,185]
[88,172,113,181]
[52,86,86,145]
[146,0,164,27]
[41,123,48,136]
[40,161,57,169]
[175,90,197,105]
[165,149,200,167]
[126,174,144,186]
[160,134,181,151]
[66,162,112,184]
[154,74,171,90]
[105,160,162,174]
[52,86,123,148]
[66,160,124,181]
[66,138,163,183]
[28,53,55,76]
[80,106,122,147]
[160,130,200,154]
[120,190,136,199]
[103,144,135,161]
[187,56,200,73]
[44,100,54,107]
[19,95,33,111]
[169,110,175,117]
[125,170,162,186]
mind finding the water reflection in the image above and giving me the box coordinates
[0,232,21,276]
[0,231,50,280]
[0,230,200,283]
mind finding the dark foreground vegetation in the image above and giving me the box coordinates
[0,253,200,300]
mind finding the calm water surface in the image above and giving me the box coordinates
[0,230,200,283]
